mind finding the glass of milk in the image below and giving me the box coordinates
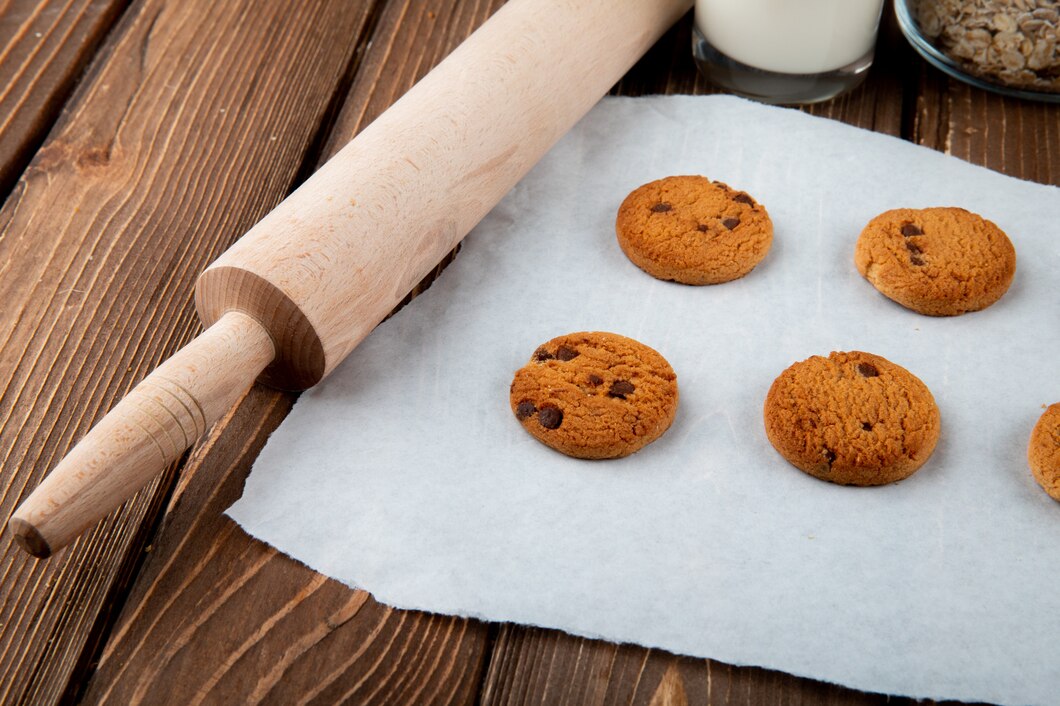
[693,0,886,104]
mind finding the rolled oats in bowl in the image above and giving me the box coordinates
[903,0,1059,95]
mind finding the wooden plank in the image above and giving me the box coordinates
[79,5,1058,706]
[0,0,131,201]
[481,625,913,706]
[0,0,383,702]
[82,386,488,705]
[912,72,1060,187]
[80,1,510,703]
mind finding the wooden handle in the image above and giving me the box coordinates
[198,0,692,388]
[8,312,275,557]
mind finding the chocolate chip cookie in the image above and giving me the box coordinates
[1029,403,1060,501]
[854,207,1016,316]
[763,351,941,486]
[509,332,679,459]
[615,175,773,285]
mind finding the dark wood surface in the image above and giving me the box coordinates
[0,0,131,198]
[0,1,1054,703]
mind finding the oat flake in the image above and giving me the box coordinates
[913,0,1059,92]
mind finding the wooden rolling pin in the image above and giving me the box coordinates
[9,0,692,557]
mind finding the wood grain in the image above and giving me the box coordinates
[81,385,489,705]
[8,1,1056,705]
[80,4,926,704]
[81,1,512,703]
[0,0,131,201]
[912,72,1060,187]
[0,0,380,702]
[481,626,910,706]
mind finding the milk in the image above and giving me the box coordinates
[695,0,885,75]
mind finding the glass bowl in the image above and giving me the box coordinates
[895,0,1060,103]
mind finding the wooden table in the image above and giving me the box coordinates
[0,1,1055,703]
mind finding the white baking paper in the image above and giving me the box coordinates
[228,96,1060,705]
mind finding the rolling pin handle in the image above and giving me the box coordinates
[8,311,275,558]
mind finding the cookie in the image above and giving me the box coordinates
[509,332,678,459]
[615,175,773,285]
[763,351,941,486]
[1029,403,1060,501]
[854,207,1016,316]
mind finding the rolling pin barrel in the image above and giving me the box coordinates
[10,0,692,556]
[197,0,692,388]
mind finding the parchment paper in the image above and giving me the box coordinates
[229,96,1060,704]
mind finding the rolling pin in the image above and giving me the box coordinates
[9,0,693,557]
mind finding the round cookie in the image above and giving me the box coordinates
[1029,403,1060,502]
[615,175,773,285]
[509,332,678,459]
[763,351,940,486]
[854,207,1016,316]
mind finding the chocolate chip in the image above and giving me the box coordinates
[722,217,740,230]
[608,380,635,399]
[515,401,537,420]
[901,224,922,236]
[733,193,755,205]
[587,374,603,386]
[538,405,563,430]
[651,202,672,213]
[910,254,926,266]
[533,347,554,362]
[555,345,579,361]
[696,223,709,232]
[824,448,837,465]
[861,422,873,431]
[856,362,879,377]
[906,241,923,254]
